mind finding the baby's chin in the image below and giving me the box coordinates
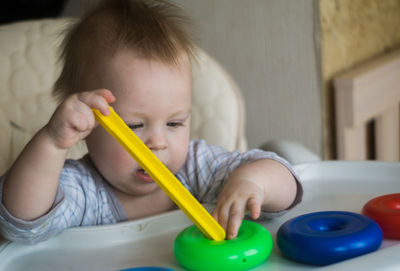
[120,181,161,197]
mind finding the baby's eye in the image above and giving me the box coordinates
[128,123,143,130]
[167,122,183,127]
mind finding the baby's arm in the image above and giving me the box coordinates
[2,89,114,221]
[212,159,297,239]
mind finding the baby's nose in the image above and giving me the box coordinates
[145,130,167,151]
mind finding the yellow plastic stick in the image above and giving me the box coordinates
[92,107,226,241]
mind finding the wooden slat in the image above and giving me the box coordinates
[335,81,367,160]
[335,50,400,127]
[342,125,368,160]
[375,105,400,161]
[334,49,400,161]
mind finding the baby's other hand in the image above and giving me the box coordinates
[45,89,115,149]
[211,178,264,240]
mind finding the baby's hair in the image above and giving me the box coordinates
[53,0,195,101]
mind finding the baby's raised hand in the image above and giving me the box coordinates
[45,89,115,149]
[211,176,264,240]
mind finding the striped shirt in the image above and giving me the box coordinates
[0,140,302,244]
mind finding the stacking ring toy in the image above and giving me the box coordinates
[174,220,273,271]
[363,193,400,239]
[277,211,382,265]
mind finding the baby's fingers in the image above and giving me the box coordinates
[247,196,262,220]
[226,202,245,239]
[77,89,115,116]
[212,202,229,231]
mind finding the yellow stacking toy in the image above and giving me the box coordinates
[92,106,226,241]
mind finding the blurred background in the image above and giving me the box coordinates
[1,0,400,160]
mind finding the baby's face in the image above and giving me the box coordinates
[86,48,192,197]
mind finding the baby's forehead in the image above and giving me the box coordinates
[112,46,192,67]
[91,46,191,76]
[113,86,192,120]
[104,49,192,97]
[84,46,192,88]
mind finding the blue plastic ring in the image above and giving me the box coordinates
[277,211,383,265]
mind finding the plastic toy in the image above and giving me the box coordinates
[277,211,382,265]
[92,107,225,241]
[174,220,273,271]
[363,193,400,239]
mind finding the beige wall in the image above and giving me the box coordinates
[320,0,400,158]
[174,0,323,155]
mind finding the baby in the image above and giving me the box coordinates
[0,0,302,244]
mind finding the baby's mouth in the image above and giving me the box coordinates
[135,168,154,183]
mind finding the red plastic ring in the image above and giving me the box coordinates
[362,193,400,239]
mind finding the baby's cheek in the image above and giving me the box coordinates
[170,143,189,174]
[104,145,137,172]
[116,150,138,169]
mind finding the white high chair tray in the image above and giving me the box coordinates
[0,161,399,271]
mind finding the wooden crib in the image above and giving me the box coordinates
[334,49,400,162]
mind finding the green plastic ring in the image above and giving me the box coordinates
[174,220,273,271]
